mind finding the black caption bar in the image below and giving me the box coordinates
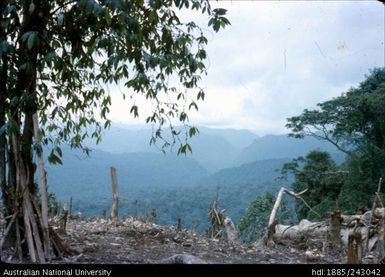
[1,263,384,277]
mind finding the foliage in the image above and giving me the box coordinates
[238,193,274,243]
[286,68,385,157]
[286,68,385,216]
[45,146,291,232]
[1,0,230,157]
[237,192,293,243]
[281,151,344,220]
[47,192,60,215]
[0,0,229,261]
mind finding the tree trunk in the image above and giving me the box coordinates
[265,187,286,245]
[0,2,15,246]
[272,208,385,257]
[12,133,45,262]
[33,113,51,259]
[264,187,311,246]
[110,166,119,219]
[1,0,71,262]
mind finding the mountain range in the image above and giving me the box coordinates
[45,124,344,230]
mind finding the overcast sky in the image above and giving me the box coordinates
[108,1,384,135]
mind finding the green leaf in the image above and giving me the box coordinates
[55,146,63,157]
[213,8,227,16]
[188,126,199,138]
[130,105,139,117]
[188,101,198,111]
[197,90,205,100]
[48,153,63,165]
[27,32,38,50]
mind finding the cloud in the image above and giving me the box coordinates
[110,1,384,135]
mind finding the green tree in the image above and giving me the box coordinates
[286,68,385,214]
[281,151,344,220]
[238,192,292,243]
[0,0,229,262]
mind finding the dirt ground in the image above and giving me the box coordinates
[0,216,348,264]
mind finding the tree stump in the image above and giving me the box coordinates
[348,232,362,264]
[326,211,342,253]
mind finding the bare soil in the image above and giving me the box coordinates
[0,216,348,264]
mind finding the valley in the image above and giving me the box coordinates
[46,125,340,232]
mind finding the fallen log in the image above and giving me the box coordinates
[272,208,385,254]
[264,187,316,246]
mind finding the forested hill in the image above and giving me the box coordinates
[204,158,290,186]
[46,147,209,200]
[236,134,344,165]
[47,148,290,231]
[45,126,336,231]
[85,125,341,171]
[85,125,258,172]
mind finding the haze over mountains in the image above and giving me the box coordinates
[47,124,343,230]
[85,125,258,172]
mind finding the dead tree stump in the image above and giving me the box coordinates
[348,232,363,264]
[208,198,225,239]
[60,208,68,233]
[326,211,342,253]
[223,217,238,244]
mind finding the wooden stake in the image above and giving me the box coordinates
[176,218,182,232]
[110,167,119,219]
[348,232,362,264]
[69,196,73,217]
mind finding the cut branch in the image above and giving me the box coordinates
[264,187,319,246]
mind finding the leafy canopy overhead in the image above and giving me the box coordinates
[1,0,230,160]
[286,68,385,157]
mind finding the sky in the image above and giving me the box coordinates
[108,1,385,136]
